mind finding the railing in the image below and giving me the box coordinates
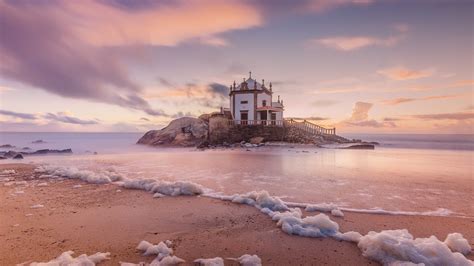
[228,120,285,126]
[285,119,336,135]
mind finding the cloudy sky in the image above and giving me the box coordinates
[0,0,472,133]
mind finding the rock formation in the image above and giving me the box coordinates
[137,117,208,147]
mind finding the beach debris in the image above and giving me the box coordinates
[30,204,44,209]
[29,250,110,266]
[227,254,262,266]
[194,257,225,266]
[73,184,82,188]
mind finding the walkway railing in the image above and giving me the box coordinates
[284,119,336,135]
[228,120,284,126]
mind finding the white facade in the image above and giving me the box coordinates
[227,73,284,124]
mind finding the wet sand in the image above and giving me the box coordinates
[0,163,473,265]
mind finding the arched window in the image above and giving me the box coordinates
[262,100,267,107]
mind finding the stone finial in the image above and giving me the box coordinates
[262,79,265,86]
[249,71,252,79]
[269,82,272,91]
[233,80,236,89]
[278,95,280,103]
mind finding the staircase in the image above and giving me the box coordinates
[284,119,350,143]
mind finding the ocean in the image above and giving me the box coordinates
[1,132,473,217]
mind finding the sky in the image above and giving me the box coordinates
[0,0,473,133]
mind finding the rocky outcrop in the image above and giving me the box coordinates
[0,149,73,158]
[341,144,375,150]
[137,117,208,147]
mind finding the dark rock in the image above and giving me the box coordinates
[22,147,31,150]
[0,156,6,160]
[197,140,210,149]
[342,144,375,150]
[137,117,208,147]
[0,144,15,148]
[13,154,23,159]
[32,140,46,144]
[2,150,19,158]
[250,136,265,145]
[30,149,72,155]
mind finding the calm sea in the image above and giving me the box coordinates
[1,132,473,217]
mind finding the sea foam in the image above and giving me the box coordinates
[29,251,110,266]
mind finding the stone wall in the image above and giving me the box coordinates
[209,116,288,144]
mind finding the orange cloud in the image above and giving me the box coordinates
[303,0,374,13]
[381,93,466,105]
[410,112,474,120]
[377,67,434,81]
[58,0,262,47]
[314,36,401,51]
[406,79,474,91]
[312,24,407,51]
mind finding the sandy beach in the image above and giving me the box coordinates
[1,163,472,265]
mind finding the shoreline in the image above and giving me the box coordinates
[1,163,473,265]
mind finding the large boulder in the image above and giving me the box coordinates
[137,117,208,147]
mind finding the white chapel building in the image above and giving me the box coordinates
[225,72,284,125]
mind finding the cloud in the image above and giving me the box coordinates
[410,112,474,120]
[61,0,262,47]
[302,0,374,13]
[287,116,328,121]
[146,82,229,108]
[314,36,400,51]
[381,93,464,105]
[377,67,434,81]
[346,119,396,128]
[339,101,397,128]
[312,99,339,107]
[0,0,261,116]
[140,117,150,121]
[199,36,229,47]
[406,79,474,91]
[383,117,401,122]
[350,102,373,121]
[0,109,37,120]
[310,24,407,51]
[0,109,101,126]
[44,112,98,125]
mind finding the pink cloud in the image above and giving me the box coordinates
[381,93,465,105]
[377,67,434,81]
[63,0,262,47]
